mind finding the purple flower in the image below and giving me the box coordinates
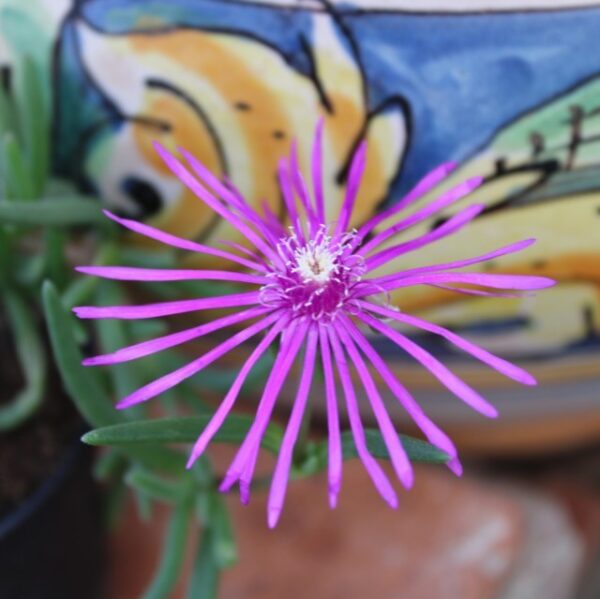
[74,122,554,527]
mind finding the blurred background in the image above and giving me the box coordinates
[1,1,599,597]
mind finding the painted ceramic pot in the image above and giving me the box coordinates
[2,0,599,449]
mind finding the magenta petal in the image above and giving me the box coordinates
[357,312,498,418]
[75,265,268,285]
[219,240,266,264]
[318,324,342,507]
[289,141,319,232]
[336,141,367,236]
[260,200,286,238]
[358,300,536,386]
[186,317,287,468]
[115,311,281,409]
[355,161,458,243]
[102,210,265,272]
[153,142,283,268]
[73,291,261,320]
[327,327,398,509]
[222,178,282,248]
[83,305,272,366]
[377,272,556,293]
[365,203,485,272]
[342,319,461,475]
[239,446,260,505]
[373,238,536,284]
[335,318,413,489]
[359,175,482,255]
[427,284,533,298]
[220,320,308,496]
[268,326,318,528]
[312,118,325,223]
[179,148,275,246]
[278,159,303,239]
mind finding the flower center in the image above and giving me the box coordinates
[260,226,365,320]
[293,241,336,285]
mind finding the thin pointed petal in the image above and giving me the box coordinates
[153,142,283,267]
[342,319,461,475]
[222,177,282,248]
[75,265,268,285]
[327,328,398,508]
[268,327,318,527]
[220,320,308,494]
[427,284,533,299]
[358,300,536,385]
[84,306,271,366]
[278,158,303,239]
[312,118,325,223]
[179,148,273,245]
[116,311,281,409]
[289,141,319,231]
[375,271,556,294]
[73,291,261,320]
[356,312,498,418]
[186,318,287,468]
[365,204,485,272]
[335,319,413,489]
[319,324,342,507]
[373,239,536,284]
[359,176,483,256]
[102,210,265,271]
[336,141,367,235]
[219,240,266,264]
[261,199,286,238]
[355,161,458,242]
[239,446,259,505]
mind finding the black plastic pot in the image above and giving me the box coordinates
[0,440,105,599]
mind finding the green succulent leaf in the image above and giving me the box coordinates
[348,429,449,463]
[82,415,284,456]
[42,280,117,427]
[204,491,237,569]
[0,197,105,226]
[142,493,195,599]
[126,467,190,504]
[82,415,449,469]
[42,281,184,473]
[187,528,219,599]
[295,429,449,478]
[18,56,48,194]
[0,288,46,430]
[1,132,32,199]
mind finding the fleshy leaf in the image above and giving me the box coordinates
[295,429,449,478]
[0,197,105,225]
[187,528,219,599]
[126,467,189,503]
[42,280,117,427]
[82,416,449,470]
[0,288,46,430]
[142,493,194,599]
[43,281,184,473]
[82,415,284,456]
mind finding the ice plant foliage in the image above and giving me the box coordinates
[74,123,554,527]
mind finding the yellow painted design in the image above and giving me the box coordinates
[74,17,405,261]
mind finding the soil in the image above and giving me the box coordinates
[0,314,82,519]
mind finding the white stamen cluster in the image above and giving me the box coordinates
[259,225,368,320]
[292,235,338,285]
